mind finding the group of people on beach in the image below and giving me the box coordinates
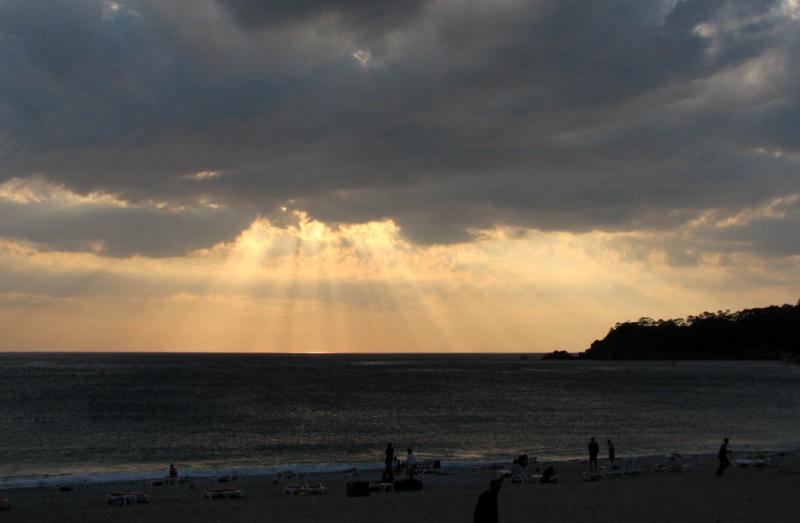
[473,436,733,522]
[383,443,417,482]
[587,437,615,470]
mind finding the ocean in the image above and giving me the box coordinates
[1,353,799,488]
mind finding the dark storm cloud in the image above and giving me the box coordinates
[216,0,432,32]
[1,0,799,256]
[0,195,252,257]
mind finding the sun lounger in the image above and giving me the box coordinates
[108,491,150,506]
[582,470,603,481]
[653,461,692,473]
[143,477,187,487]
[621,461,645,475]
[0,497,9,511]
[52,484,88,492]
[285,483,326,496]
[470,463,506,472]
[305,483,327,495]
[210,475,238,483]
[284,483,306,496]
[369,482,394,493]
[203,487,244,499]
[601,465,624,479]
[735,458,767,467]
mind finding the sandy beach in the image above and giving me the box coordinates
[2,454,799,522]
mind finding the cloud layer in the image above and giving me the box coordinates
[0,1,799,353]
[0,0,798,256]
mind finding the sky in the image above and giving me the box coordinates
[1,0,799,352]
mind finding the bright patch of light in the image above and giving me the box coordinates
[782,0,800,19]
[353,50,372,68]
[189,170,221,180]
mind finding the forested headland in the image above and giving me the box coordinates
[543,301,800,360]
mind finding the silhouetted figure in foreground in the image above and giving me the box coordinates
[474,479,503,523]
[406,448,417,478]
[588,438,599,470]
[716,438,730,476]
[169,464,178,478]
[607,440,616,462]
[383,443,395,482]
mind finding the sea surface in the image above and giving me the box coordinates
[1,353,799,488]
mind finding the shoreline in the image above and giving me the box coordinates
[1,451,799,522]
[3,445,798,490]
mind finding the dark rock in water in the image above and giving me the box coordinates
[393,478,423,491]
[541,350,576,360]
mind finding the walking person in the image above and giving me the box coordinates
[607,440,616,463]
[588,438,599,470]
[383,442,395,482]
[473,479,503,523]
[716,438,730,476]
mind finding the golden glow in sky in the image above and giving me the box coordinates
[1,182,797,352]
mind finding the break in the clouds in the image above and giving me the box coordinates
[1,0,799,255]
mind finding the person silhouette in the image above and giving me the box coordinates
[607,440,616,462]
[588,438,599,470]
[716,438,730,476]
[541,465,557,483]
[406,448,417,478]
[473,478,503,523]
[169,464,177,478]
[383,443,395,482]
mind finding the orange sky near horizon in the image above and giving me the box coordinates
[1,180,797,353]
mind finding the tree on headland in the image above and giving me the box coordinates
[543,301,800,360]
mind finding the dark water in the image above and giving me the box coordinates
[1,353,799,486]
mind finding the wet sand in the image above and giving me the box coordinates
[2,454,799,522]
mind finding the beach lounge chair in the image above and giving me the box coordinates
[108,491,150,506]
[281,482,326,496]
[52,484,88,492]
[0,497,9,511]
[305,483,327,495]
[601,464,624,479]
[211,475,238,483]
[284,483,306,496]
[203,487,244,499]
[582,470,603,481]
[621,460,644,475]
[734,458,767,468]
[143,477,183,487]
[653,460,692,473]
[369,482,394,493]
[470,463,506,472]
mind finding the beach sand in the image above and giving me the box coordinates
[2,455,799,522]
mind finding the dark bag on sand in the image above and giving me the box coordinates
[347,481,370,497]
[393,478,423,491]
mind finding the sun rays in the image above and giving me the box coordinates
[0,208,799,352]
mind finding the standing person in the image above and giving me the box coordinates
[716,438,730,476]
[473,479,503,523]
[169,464,178,478]
[588,438,600,470]
[607,440,616,463]
[406,448,417,478]
[383,443,395,482]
